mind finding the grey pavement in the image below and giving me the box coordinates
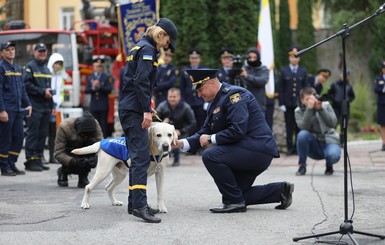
[1,140,385,245]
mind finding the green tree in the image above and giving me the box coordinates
[296,0,317,74]
[277,0,292,70]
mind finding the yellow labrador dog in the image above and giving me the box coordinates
[71,122,177,213]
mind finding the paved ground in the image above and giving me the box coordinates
[1,140,385,245]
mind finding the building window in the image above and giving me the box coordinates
[60,7,74,30]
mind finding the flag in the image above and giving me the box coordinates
[258,0,275,98]
[117,0,158,57]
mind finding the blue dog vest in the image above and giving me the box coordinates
[100,137,129,161]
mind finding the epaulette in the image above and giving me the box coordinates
[222,86,231,93]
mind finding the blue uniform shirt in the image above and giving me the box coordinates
[0,59,30,112]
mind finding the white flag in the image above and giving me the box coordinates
[258,0,275,98]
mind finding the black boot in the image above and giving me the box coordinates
[25,159,43,172]
[57,167,68,187]
[78,174,90,188]
[128,205,159,215]
[132,205,161,223]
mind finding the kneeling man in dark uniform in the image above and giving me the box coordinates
[172,69,294,213]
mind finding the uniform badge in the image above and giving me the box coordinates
[213,107,221,114]
[229,93,241,104]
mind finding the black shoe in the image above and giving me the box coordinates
[1,168,17,176]
[24,160,43,172]
[128,205,159,215]
[11,167,25,175]
[49,157,58,164]
[209,201,247,213]
[275,182,294,210]
[132,205,161,223]
[172,160,180,167]
[382,144,385,151]
[287,148,297,156]
[57,167,68,187]
[37,161,50,170]
[77,175,90,188]
[295,165,306,176]
[325,165,334,175]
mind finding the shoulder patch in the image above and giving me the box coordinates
[143,55,153,61]
[229,93,241,104]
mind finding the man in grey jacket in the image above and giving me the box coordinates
[294,87,340,176]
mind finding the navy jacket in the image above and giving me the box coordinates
[307,75,323,95]
[374,75,385,105]
[217,67,231,84]
[180,64,207,107]
[154,64,178,105]
[0,59,30,112]
[23,59,53,111]
[279,65,307,107]
[187,83,279,157]
[119,36,158,113]
[85,72,112,111]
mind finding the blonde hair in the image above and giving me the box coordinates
[145,26,167,44]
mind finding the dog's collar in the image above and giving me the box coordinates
[150,152,169,163]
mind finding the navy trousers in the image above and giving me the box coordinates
[201,144,283,206]
[119,110,150,209]
[0,111,24,170]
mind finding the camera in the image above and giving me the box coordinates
[229,54,244,86]
[314,94,326,101]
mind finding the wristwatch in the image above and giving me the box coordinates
[207,135,212,144]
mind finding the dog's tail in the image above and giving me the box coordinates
[71,142,101,155]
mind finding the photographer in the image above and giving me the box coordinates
[294,87,340,176]
[54,113,103,188]
[240,47,269,112]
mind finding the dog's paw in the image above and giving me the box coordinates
[158,205,167,213]
[81,202,90,209]
[112,200,124,206]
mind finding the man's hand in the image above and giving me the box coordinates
[172,139,184,149]
[0,111,9,122]
[199,134,210,148]
[44,88,53,99]
[25,106,32,118]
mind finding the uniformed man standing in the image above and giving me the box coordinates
[172,69,294,213]
[85,56,112,138]
[154,49,178,107]
[119,18,178,223]
[23,43,55,171]
[179,49,208,132]
[278,46,308,155]
[0,41,32,176]
[217,48,233,84]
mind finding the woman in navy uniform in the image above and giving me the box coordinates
[279,46,308,155]
[119,18,178,223]
[85,56,112,138]
[173,69,294,213]
[0,42,32,176]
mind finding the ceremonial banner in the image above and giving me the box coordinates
[118,0,157,56]
[258,0,275,98]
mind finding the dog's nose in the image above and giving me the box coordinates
[162,143,169,151]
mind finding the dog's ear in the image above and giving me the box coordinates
[148,124,156,146]
[172,125,178,145]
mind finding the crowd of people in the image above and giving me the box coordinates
[1,17,385,224]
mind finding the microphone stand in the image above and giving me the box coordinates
[293,4,385,244]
